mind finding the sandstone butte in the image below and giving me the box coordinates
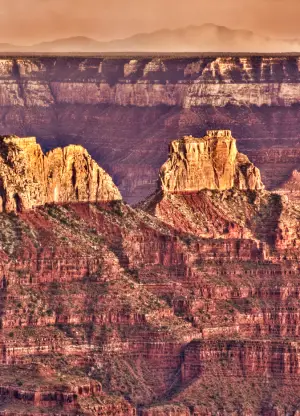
[0,135,121,213]
[159,130,264,193]
[1,133,300,415]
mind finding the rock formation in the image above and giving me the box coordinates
[1,56,300,202]
[0,135,121,212]
[1,136,300,414]
[141,131,300,253]
[159,130,264,193]
[274,169,300,206]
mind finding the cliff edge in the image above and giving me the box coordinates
[0,135,121,212]
[140,131,298,245]
[159,130,264,193]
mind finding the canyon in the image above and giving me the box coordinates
[1,56,300,202]
[0,131,300,414]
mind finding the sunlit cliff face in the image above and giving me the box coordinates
[1,0,300,47]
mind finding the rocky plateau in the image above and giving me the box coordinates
[0,131,300,414]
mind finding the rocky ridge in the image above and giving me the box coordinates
[1,134,300,414]
[0,135,121,212]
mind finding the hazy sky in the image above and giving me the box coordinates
[1,0,300,44]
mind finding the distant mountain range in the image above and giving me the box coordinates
[1,24,300,53]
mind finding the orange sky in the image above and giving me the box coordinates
[0,0,299,44]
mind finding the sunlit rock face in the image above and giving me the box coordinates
[0,135,121,212]
[141,131,300,252]
[160,130,264,193]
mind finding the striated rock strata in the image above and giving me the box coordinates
[0,56,300,202]
[1,136,300,414]
[0,135,121,212]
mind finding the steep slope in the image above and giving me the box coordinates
[137,132,300,414]
[0,202,198,415]
[2,136,300,414]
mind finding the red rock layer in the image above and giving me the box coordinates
[0,194,299,414]
[1,134,300,414]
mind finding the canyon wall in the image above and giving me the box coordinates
[1,56,300,202]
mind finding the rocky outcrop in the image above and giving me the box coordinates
[159,130,264,193]
[141,131,300,258]
[0,135,121,212]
